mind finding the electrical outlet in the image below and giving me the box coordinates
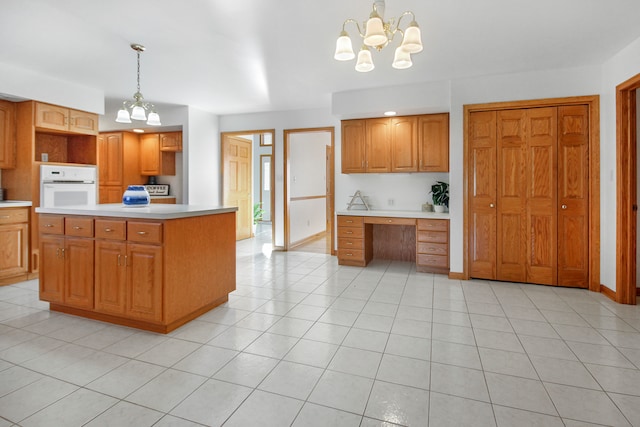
[41,153,48,162]
[388,198,394,206]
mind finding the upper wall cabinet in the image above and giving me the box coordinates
[159,132,182,152]
[140,133,176,176]
[35,102,98,135]
[341,113,449,174]
[0,100,16,169]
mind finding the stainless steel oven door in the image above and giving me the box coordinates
[41,183,97,208]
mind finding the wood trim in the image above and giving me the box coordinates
[463,95,600,293]
[290,195,327,201]
[290,231,327,248]
[449,272,465,280]
[283,127,335,253]
[220,129,276,244]
[616,73,640,305]
[600,285,617,302]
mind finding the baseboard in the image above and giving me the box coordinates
[600,284,617,301]
[448,272,465,280]
[290,231,327,249]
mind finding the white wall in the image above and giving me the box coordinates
[289,132,329,244]
[184,106,220,205]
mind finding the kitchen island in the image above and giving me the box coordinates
[35,204,237,333]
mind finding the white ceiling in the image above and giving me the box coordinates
[2,0,640,116]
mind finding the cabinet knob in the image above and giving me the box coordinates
[561,204,567,210]
[489,203,495,208]
[387,220,393,223]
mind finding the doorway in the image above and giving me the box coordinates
[616,73,640,304]
[283,128,335,254]
[221,130,275,244]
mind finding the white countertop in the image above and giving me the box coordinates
[0,201,32,208]
[36,203,238,220]
[336,209,450,220]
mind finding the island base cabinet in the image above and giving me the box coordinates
[94,241,126,316]
[126,243,163,323]
[39,235,65,303]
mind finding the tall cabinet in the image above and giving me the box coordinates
[97,132,144,203]
[468,104,589,287]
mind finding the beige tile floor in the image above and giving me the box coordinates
[1,228,640,425]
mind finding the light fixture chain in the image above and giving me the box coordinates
[136,49,141,94]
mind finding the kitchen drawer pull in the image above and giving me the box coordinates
[346,220,353,223]
[346,231,353,234]
[0,215,9,219]
[45,224,54,227]
[137,231,148,235]
[346,253,353,256]
[387,219,392,223]
[104,228,113,232]
[73,226,82,230]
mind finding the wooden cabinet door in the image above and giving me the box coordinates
[160,132,182,152]
[99,186,123,204]
[418,113,449,172]
[366,118,391,172]
[0,223,28,278]
[39,234,65,303]
[526,108,557,285]
[0,100,16,169]
[64,237,94,309]
[35,103,68,132]
[94,240,127,315]
[140,134,161,175]
[496,109,527,283]
[557,105,589,288]
[69,109,98,135]
[341,120,366,173]
[98,133,123,186]
[469,111,497,279]
[126,243,163,322]
[390,116,417,172]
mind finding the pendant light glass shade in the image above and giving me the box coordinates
[364,14,387,47]
[146,111,161,126]
[400,21,423,53]
[334,31,355,61]
[130,105,147,121]
[115,108,132,124]
[392,47,412,69]
[355,47,375,72]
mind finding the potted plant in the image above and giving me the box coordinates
[430,181,449,213]
[253,202,265,224]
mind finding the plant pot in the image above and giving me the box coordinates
[434,205,446,213]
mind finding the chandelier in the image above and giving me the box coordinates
[115,43,161,126]
[334,0,423,72]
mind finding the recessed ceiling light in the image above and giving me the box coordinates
[132,128,145,133]
[384,111,397,116]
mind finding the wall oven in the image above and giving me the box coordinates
[40,165,98,208]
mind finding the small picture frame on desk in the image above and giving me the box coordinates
[144,184,170,196]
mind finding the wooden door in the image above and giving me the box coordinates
[98,133,123,186]
[0,100,15,169]
[34,103,68,132]
[160,132,182,151]
[496,109,528,282]
[526,108,558,285]
[94,240,127,315]
[64,237,94,309]
[341,120,366,173]
[469,111,497,279]
[140,134,160,175]
[223,135,252,240]
[0,223,28,278]
[390,116,417,172]
[69,109,98,135]
[557,105,589,287]
[418,113,449,172]
[39,235,65,303]
[366,118,391,172]
[127,243,163,322]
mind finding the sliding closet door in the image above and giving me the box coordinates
[496,110,528,282]
[557,105,589,287]
[469,111,497,279]
[526,108,558,285]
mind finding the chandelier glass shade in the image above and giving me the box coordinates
[334,0,423,72]
[115,43,161,126]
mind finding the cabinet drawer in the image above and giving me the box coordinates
[338,226,364,239]
[417,230,448,243]
[128,222,163,244]
[417,254,448,268]
[39,215,64,234]
[338,248,365,261]
[338,237,364,250]
[417,219,448,231]
[417,242,448,256]
[0,208,28,224]
[365,217,416,226]
[95,219,126,240]
[65,217,94,237]
[337,216,363,227]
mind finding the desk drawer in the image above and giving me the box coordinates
[365,217,415,226]
[95,219,126,240]
[338,248,365,262]
[418,242,448,256]
[338,216,363,227]
[0,208,28,224]
[417,230,448,243]
[417,219,448,231]
[65,217,94,237]
[128,222,163,244]
[338,237,364,250]
[417,254,448,268]
[338,226,364,239]
[39,215,64,235]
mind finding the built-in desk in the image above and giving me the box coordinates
[336,210,450,274]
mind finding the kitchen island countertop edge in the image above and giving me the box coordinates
[35,203,238,220]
